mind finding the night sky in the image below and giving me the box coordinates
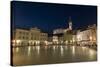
[11,1,97,33]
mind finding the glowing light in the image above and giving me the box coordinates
[12,40,21,46]
[29,40,32,44]
[28,46,31,56]
[72,46,75,55]
[44,41,48,45]
[72,38,75,42]
[60,46,64,56]
[16,40,21,44]
[89,50,94,55]
[28,46,31,51]
[89,49,96,59]
[53,46,56,51]
[82,47,86,51]
[16,47,19,52]
[90,36,92,41]
[36,46,40,54]
[36,41,40,45]
[70,40,73,43]
[65,41,68,44]
[77,35,81,41]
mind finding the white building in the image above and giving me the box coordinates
[12,29,29,46]
[53,28,64,34]
[12,27,48,46]
[29,27,41,45]
[77,30,91,45]
[76,24,97,45]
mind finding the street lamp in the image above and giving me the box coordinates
[90,36,92,41]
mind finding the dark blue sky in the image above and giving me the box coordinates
[11,1,97,33]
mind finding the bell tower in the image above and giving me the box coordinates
[69,17,72,30]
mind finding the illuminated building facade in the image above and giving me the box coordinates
[29,28,41,45]
[12,16,96,46]
[53,28,64,44]
[40,32,48,45]
[12,29,29,46]
[63,30,73,44]
[76,24,97,45]
[52,17,97,46]
[12,27,48,46]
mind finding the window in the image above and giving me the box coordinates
[26,33,28,35]
[26,37,28,39]
[31,37,33,40]
[23,37,25,39]
[18,36,21,39]
[19,31,22,34]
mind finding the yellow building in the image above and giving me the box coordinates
[29,27,41,45]
[12,27,48,46]
[40,33,48,45]
[12,29,29,46]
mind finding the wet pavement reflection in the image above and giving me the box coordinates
[12,45,97,66]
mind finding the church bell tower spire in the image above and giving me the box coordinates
[68,16,72,30]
